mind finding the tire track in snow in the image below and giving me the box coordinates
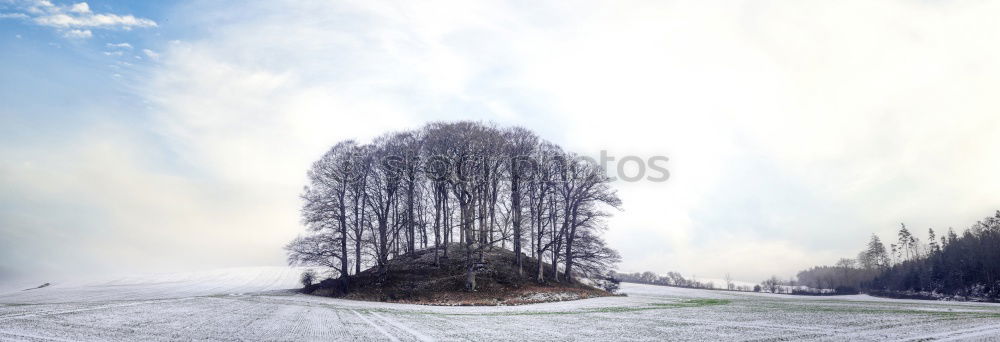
[935,325,1000,341]
[0,330,78,342]
[370,312,435,342]
[637,315,834,336]
[895,323,1000,342]
[0,297,196,322]
[351,310,400,342]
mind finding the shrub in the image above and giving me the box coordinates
[834,286,859,295]
[602,276,621,293]
[300,269,317,288]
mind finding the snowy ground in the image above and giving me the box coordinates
[2,268,999,341]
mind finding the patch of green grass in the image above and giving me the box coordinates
[763,301,1000,319]
[677,298,731,307]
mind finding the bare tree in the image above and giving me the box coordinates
[366,135,403,269]
[293,141,361,288]
[503,126,538,275]
[762,275,781,293]
[555,152,621,282]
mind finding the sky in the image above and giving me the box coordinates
[2,0,1000,284]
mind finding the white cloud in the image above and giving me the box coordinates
[3,0,156,38]
[34,12,156,29]
[24,0,54,15]
[62,28,90,39]
[142,48,159,60]
[69,2,88,13]
[0,12,29,19]
[106,42,132,49]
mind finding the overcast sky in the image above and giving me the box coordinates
[2,0,1000,284]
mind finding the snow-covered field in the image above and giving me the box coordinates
[2,267,999,341]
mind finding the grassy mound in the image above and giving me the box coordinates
[307,243,611,305]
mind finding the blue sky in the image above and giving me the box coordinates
[2,0,1000,284]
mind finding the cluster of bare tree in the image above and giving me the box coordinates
[612,271,720,290]
[286,121,622,291]
[794,259,867,294]
[796,210,1000,299]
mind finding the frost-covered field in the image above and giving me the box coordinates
[2,268,999,341]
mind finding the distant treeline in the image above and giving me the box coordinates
[612,271,756,292]
[796,210,1000,300]
[614,271,821,294]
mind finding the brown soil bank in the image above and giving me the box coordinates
[306,243,612,305]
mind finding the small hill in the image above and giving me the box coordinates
[307,243,613,305]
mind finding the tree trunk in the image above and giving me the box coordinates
[407,177,416,254]
[464,199,477,291]
[338,190,349,289]
[433,184,442,266]
[537,248,545,283]
[511,173,522,275]
[563,206,578,283]
[563,234,574,283]
[443,193,450,258]
[466,263,477,291]
[455,180,477,292]
[552,245,560,282]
